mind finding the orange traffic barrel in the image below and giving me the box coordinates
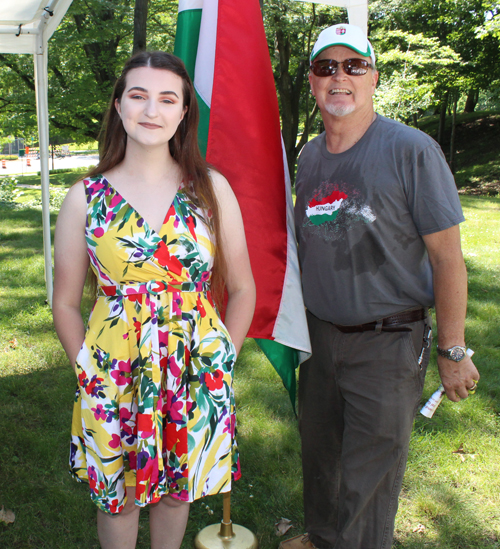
[1,160,6,169]
[27,158,31,167]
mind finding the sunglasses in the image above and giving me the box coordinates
[310,58,373,77]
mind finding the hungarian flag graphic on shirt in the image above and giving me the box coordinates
[306,191,348,225]
[174,0,311,407]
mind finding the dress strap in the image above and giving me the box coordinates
[98,280,210,297]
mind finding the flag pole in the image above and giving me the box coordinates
[194,491,259,549]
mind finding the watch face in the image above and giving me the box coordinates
[450,347,466,361]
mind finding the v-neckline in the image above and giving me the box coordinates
[101,175,183,236]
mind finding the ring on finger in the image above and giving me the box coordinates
[468,380,478,394]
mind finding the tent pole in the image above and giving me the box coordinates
[293,1,368,34]
[34,33,53,307]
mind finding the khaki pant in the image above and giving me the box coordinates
[299,310,432,549]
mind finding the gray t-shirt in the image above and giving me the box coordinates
[295,114,465,326]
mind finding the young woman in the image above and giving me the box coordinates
[52,51,256,549]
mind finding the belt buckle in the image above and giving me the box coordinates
[145,280,166,295]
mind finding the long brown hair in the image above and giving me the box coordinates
[85,51,226,307]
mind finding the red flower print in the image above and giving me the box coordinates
[196,294,206,318]
[85,375,104,397]
[185,215,197,241]
[127,451,137,470]
[102,286,117,296]
[88,466,98,493]
[137,414,155,439]
[175,427,188,458]
[133,318,141,343]
[166,422,188,457]
[204,370,224,391]
[153,241,184,274]
[109,433,121,449]
[109,499,123,514]
[125,291,143,303]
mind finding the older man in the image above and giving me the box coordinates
[285,24,480,549]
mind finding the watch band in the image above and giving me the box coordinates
[437,346,474,362]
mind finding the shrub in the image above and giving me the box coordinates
[0,177,22,208]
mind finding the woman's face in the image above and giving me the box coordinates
[115,66,187,150]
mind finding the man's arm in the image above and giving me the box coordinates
[422,225,480,402]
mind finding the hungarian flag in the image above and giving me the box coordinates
[174,0,311,408]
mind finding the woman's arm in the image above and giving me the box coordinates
[212,171,256,356]
[52,182,90,371]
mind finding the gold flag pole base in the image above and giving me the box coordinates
[194,492,258,549]
[194,521,259,549]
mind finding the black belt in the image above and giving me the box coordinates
[334,308,427,333]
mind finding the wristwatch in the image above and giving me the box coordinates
[437,345,471,362]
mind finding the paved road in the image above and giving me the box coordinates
[0,153,99,177]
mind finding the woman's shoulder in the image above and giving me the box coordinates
[57,180,88,226]
[208,169,235,202]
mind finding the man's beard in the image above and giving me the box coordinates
[324,103,356,117]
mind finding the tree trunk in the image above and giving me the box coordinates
[133,0,149,55]
[463,88,479,113]
[437,91,448,145]
[449,93,458,174]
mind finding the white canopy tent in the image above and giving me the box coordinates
[295,0,368,34]
[0,0,74,307]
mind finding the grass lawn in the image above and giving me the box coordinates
[0,195,499,548]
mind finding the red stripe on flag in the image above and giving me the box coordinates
[207,0,287,339]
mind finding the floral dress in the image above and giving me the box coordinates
[70,175,239,514]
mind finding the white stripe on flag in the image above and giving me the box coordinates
[178,0,204,12]
[194,0,218,108]
[273,138,312,362]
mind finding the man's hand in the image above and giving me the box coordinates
[437,355,480,402]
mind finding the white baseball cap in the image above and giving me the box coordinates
[311,24,376,65]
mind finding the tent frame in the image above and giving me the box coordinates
[0,0,74,307]
[295,0,368,33]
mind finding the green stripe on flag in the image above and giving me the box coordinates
[174,8,210,159]
[255,338,299,413]
[173,9,202,81]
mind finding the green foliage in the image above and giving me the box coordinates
[0,0,179,144]
[476,2,500,37]
[373,30,460,121]
[0,177,22,207]
[370,0,500,119]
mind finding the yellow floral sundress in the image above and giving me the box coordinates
[70,175,240,514]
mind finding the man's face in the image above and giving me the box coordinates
[309,45,378,119]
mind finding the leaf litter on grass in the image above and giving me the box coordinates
[0,506,15,524]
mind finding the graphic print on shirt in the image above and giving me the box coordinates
[303,180,376,242]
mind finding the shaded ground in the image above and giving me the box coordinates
[420,112,500,197]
